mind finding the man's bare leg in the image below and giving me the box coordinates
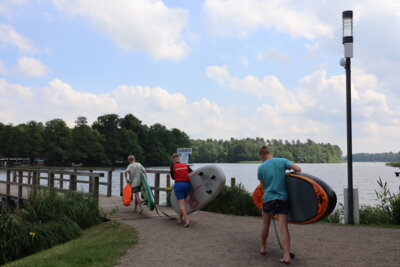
[260,212,272,254]
[278,214,291,263]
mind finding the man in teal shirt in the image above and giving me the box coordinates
[257,146,301,264]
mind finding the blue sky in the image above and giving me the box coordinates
[1,0,400,154]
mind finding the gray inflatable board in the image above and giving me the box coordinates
[170,165,226,215]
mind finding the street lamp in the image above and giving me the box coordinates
[341,10,354,224]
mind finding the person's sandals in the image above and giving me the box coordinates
[139,208,144,215]
[183,223,190,228]
[279,259,290,265]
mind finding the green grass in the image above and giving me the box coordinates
[4,221,138,267]
[386,162,400,167]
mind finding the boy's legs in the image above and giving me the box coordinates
[260,211,272,254]
[134,192,143,214]
[178,199,190,226]
[278,214,291,263]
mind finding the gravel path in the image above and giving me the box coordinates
[110,207,400,267]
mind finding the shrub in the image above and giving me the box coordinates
[0,188,101,265]
[321,203,343,223]
[391,195,400,224]
[359,205,392,225]
[202,184,261,216]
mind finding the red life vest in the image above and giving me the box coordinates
[172,163,190,182]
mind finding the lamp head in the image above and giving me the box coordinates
[342,10,353,58]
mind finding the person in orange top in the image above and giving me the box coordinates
[170,153,193,227]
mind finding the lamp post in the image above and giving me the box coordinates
[341,10,354,224]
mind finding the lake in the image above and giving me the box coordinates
[1,162,399,206]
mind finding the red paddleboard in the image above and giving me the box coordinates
[123,184,132,206]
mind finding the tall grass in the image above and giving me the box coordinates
[202,184,261,216]
[359,177,400,225]
[0,188,102,265]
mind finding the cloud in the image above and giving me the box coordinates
[0,79,33,122]
[257,47,290,65]
[203,0,332,39]
[12,57,49,77]
[52,0,189,60]
[0,24,38,53]
[206,65,400,152]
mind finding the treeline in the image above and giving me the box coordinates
[0,114,190,166]
[0,114,343,166]
[349,152,400,162]
[191,138,343,163]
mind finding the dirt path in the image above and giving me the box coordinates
[110,207,400,267]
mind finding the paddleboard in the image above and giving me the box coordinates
[140,172,155,211]
[122,184,132,206]
[252,172,337,224]
[170,165,226,215]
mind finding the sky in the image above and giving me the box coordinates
[0,0,400,155]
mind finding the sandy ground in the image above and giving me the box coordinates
[107,206,400,267]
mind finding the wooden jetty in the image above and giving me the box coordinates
[0,166,172,211]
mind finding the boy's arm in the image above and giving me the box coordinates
[290,163,301,172]
[124,171,129,183]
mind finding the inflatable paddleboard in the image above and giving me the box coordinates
[253,172,337,224]
[170,165,226,215]
[140,172,155,211]
[122,184,132,206]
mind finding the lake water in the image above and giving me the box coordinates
[1,162,399,206]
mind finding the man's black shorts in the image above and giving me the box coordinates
[262,199,289,215]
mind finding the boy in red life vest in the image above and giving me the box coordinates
[170,153,193,228]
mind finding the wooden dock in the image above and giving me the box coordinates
[0,166,172,211]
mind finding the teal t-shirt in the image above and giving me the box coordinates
[257,157,292,203]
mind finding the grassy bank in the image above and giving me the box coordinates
[386,162,400,167]
[4,221,137,267]
[0,189,103,264]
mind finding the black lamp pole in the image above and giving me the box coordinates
[342,10,354,224]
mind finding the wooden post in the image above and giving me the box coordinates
[49,172,55,189]
[93,176,100,199]
[6,170,10,210]
[32,171,38,191]
[120,173,124,196]
[154,173,160,205]
[231,177,236,187]
[17,171,23,209]
[107,170,112,197]
[89,170,93,193]
[60,173,64,189]
[70,174,77,191]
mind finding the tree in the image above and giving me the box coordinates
[43,119,71,165]
[70,116,108,166]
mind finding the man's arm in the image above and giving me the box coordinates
[290,163,301,172]
[259,179,265,189]
[170,165,175,180]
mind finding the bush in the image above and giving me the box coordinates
[321,203,343,223]
[0,188,102,265]
[359,205,392,225]
[391,195,400,224]
[202,184,261,216]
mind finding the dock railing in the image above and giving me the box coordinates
[0,166,110,210]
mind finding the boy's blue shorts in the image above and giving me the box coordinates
[174,181,191,200]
